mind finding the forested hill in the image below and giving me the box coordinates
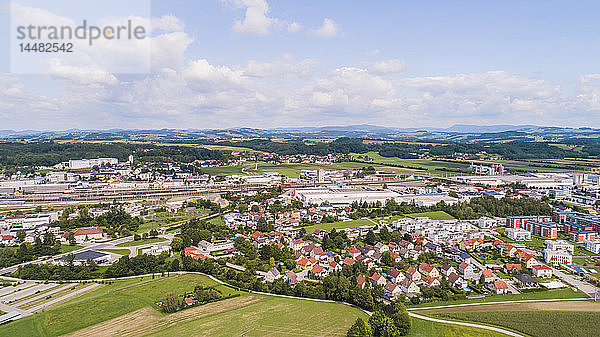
[0,142,224,169]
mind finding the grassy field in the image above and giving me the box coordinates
[431,310,600,337]
[97,248,131,256]
[0,274,236,337]
[59,245,83,254]
[407,317,506,337]
[300,218,375,234]
[404,211,456,220]
[0,274,369,337]
[409,288,584,308]
[199,160,410,177]
[116,237,166,247]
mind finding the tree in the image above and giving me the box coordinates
[68,232,76,245]
[161,292,180,313]
[16,230,26,242]
[381,251,393,266]
[257,217,273,232]
[170,259,180,272]
[369,311,397,337]
[347,317,373,337]
[387,302,411,336]
[365,230,377,245]
[170,237,184,252]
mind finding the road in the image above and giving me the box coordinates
[0,213,218,276]
[408,312,525,337]
[552,267,599,297]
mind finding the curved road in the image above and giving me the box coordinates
[408,312,525,337]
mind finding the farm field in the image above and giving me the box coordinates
[0,274,235,337]
[353,151,585,175]
[407,317,506,337]
[0,273,369,337]
[431,309,600,337]
[409,288,584,309]
[116,237,166,247]
[199,160,410,177]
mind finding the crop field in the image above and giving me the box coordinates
[199,160,411,177]
[407,317,506,337]
[0,273,368,337]
[409,288,583,309]
[0,274,236,337]
[431,309,600,337]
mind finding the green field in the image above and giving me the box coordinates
[0,274,237,337]
[407,316,506,337]
[199,160,407,178]
[0,274,368,337]
[431,310,600,337]
[0,271,538,337]
[116,237,166,247]
[404,211,455,220]
[409,288,584,308]
[59,245,83,254]
[301,218,376,234]
[97,248,131,256]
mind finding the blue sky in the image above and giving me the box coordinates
[1,0,600,130]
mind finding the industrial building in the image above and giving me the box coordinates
[290,186,402,206]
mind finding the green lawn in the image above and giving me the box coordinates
[431,310,600,337]
[116,237,166,247]
[300,218,375,234]
[407,317,507,337]
[0,274,236,337]
[409,288,584,308]
[97,248,131,256]
[59,245,83,254]
[403,211,456,220]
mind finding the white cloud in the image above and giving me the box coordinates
[229,0,275,35]
[287,22,301,33]
[244,55,316,78]
[371,59,408,75]
[311,18,340,38]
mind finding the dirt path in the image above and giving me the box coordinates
[418,300,600,313]
[63,296,262,337]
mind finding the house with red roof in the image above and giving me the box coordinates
[370,273,387,287]
[295,256,312,270]
[310,264,328,277]
[73,226,105,243]
[487,280,509,294]
[357,274,367,288]
[479,269,495,283]
[399,278,420,295]
[418,262,440,278]
[389,269,406,283]
[405,267,421,281]
[384,282,402,299]
[423,275,441,287]
[532,264,553,278]
[504,264,522,274]
[342,257,355,266]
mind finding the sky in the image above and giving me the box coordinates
[1,0,600,130]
